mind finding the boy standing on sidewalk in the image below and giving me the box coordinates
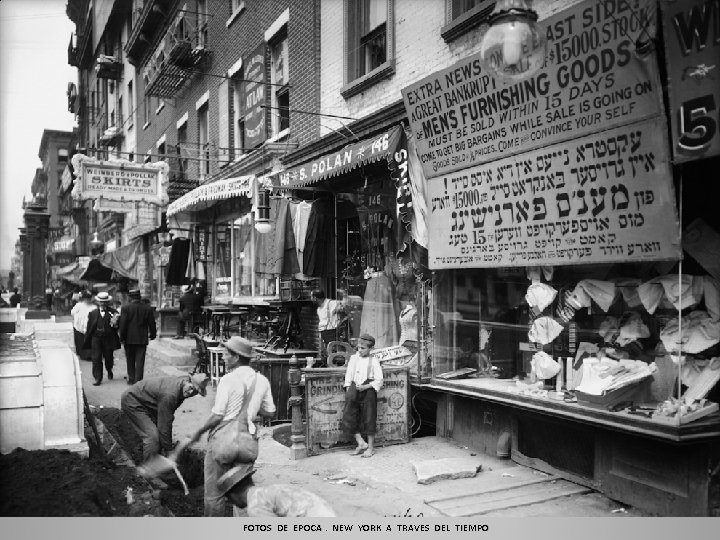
[341,333,383,458]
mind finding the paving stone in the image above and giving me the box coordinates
[411,457,483,485]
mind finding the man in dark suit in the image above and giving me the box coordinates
[84,291,121,386]
[175,284,204,339]
[119,288,157,384]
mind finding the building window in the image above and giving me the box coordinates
[143,75,150,127]
[231,71,245,158]
[198,104,210,177]
[197,0,208,48]
[442,0,494,43]
[342,0,394,97]
[58,149,69,163]
[269,31,289,136]
[127,80,134,128]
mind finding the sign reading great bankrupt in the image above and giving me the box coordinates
[401,0,663,179]
[661,0,720,162]
[427,118,681,269]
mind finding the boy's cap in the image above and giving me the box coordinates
[358,333,375,347]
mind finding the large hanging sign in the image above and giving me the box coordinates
[661,0,720,162]
[244,43,267,149]
[71,154,169,205]
[427,117,681,269]
[401,0,663,179]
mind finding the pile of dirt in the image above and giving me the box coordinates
[0,448,163,517]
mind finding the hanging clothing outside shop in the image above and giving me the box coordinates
[303,198,336,277]
[255,197,299,277]
[359,271,399,349]
[166,237,191,285]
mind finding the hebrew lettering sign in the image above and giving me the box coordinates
[304,366,410,456]
[427,117,681,269]
[401,0,662,178]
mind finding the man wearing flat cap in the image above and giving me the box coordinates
[182,336,276,516]
[175,284,203,339]
[216,463,336,517]
[119,288,157,384]
[84,291,121,385]
[121,374,209,465]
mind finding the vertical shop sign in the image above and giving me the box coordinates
[661,0,720,162]
[427,117,681,269]
[244,43,267,149]
[401,0,663,178]
[196,227,208,261]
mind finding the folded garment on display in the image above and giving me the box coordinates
[575,357,657,396]
[525,282,557,312]
[659,310,720,354]
[528,316,564,345]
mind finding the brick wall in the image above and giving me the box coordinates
[320,0,581,134]
[135,0,321,181]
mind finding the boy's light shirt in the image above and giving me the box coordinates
[344,352,383,393]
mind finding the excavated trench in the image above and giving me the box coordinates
[92,407,206,516]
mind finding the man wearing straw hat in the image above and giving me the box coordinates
[83,291,121,385]
[121,374,210,465]
[179,336,275,516]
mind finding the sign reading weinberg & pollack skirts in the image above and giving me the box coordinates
[71,155,169,205]
[427,117,681,269]
[661,0,720,162]
[401,0,663,179]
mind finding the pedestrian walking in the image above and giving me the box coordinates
[45,286,53,311]
[217,463,337,517]
[342,333,383,458]
[83,291,120,385]
[70,290,96,360]
[121,374,209,465]
[180,336,275,516]
[119,288,157,384]
[9,288,21,307]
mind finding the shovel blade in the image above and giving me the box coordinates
[137,455,175,478]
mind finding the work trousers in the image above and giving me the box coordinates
[342,387,378,436]
[120,392,159,464]
[91,336,114,382]
[204,437,231,517]
[124,344,147,384]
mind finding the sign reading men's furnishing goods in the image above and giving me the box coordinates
[427,117,680,269]
[71,155,169,205]
[661,0,720,162]
[401,0,663,179]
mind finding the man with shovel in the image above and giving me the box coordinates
[121,374,210,467]
[172,336,276,516]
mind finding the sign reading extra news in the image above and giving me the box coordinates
[401,0,663,178]
[73,158,165,204]
[427,118,681,269]
[661,0,720,162]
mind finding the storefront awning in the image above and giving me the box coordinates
[80,239,143,282]
[57,259,90,285]
[272,125,403,188]
[167,175,255,217]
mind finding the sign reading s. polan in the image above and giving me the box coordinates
[661,0,720,162]
[427,118,681,269]
[401,0,663,179]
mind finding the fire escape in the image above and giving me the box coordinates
[143,9,210,98]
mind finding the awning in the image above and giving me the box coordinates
[167,175,255,217]
[57,259,90,285]
[272,125,403,188]
[80,239,143,282]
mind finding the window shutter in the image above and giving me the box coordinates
[218,79,230,165]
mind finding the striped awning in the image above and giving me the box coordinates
[167,175,255,217]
